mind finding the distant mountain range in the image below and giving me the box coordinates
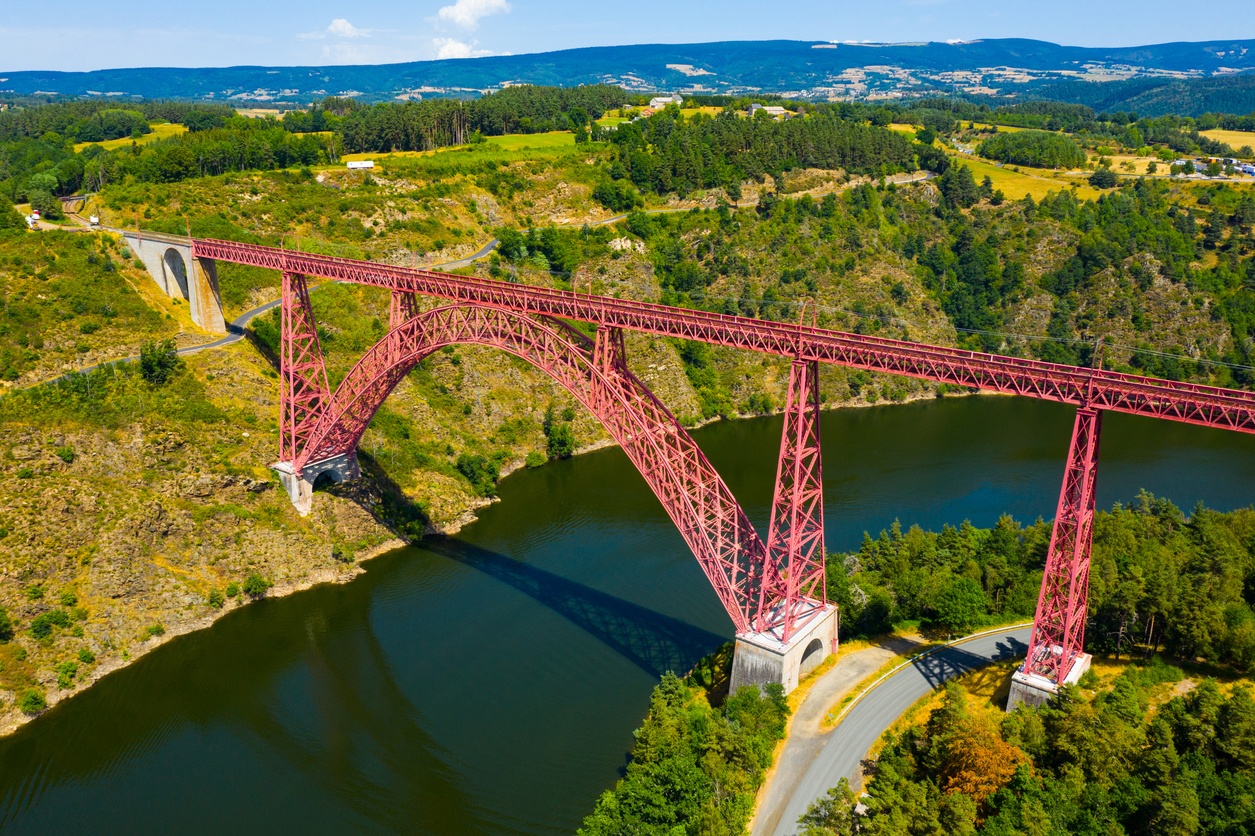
[3,38,1254,115]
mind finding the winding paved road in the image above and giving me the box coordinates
[756,625,1032,836]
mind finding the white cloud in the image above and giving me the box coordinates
[432,36,492,59]
[436,0,510,31]
[300,18,373,40]
[327,18,366,38]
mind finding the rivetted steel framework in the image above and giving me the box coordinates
[194,238,1255,673]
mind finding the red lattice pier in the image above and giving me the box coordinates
[193,239,1255,683]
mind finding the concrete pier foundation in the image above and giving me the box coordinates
[1007,652,1091,711]
[729,605,838,696]
[273,454,360,516]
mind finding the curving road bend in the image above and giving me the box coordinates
[758,626,1031,836]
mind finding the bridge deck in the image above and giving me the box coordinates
[190,238,1255,436]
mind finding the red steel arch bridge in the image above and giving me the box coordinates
[192,237,1255,700]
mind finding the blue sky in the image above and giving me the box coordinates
[2,0,1251,73]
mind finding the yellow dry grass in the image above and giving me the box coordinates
[966,121,1027,133]
[73,122,187,152]
[1201,129,1255,154]
[235,108,284,119]
[954,154,1103,201]
[1100,153,1172,176]
[339,130,576,163]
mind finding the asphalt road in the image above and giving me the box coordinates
[763,625,1032,836]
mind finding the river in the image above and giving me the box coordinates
[2,395,1254,834]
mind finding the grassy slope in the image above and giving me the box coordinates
[0,230,199,389]
[0,341,400,730]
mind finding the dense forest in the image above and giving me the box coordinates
[336,84,628,152]
[977,130,1087,169]
[829,495,1255,670]
[601,108,918,198]
[801,671,1255,835]
[578,672,791,836]
[0,99,233,143]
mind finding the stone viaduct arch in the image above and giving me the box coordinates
[121,230,227,334]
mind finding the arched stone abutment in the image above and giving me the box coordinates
[273,453,361,516]
[121,231,227,335]
[283,304,767,632]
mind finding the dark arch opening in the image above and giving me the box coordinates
[163,248,190,301]
[311,469,342,492]
[799,637,824,677]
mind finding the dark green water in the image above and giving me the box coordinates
[3,396,1255,834]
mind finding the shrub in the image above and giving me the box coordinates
[225,582,240,598]
[145,624,166,638]
[455,454,500,497]
[59,590,77,607]
[242,573,272,598]
[138,338,183,385]
[25,584,43,600]
[546,423,576,459]
[54,446,75,463]
[1089,167,1118,188]
[207,589,225,608]
[0,606,12,641]
[592,180,643,212]
[55,661,78,689]
[30,609,71,639]
[525,451,546,468]
[77,648,95,664]
[19,689,47,714]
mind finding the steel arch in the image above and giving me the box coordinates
[295,304,768,633]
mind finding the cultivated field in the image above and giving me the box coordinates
[1202,128,1255,154]
[73,121,187,152]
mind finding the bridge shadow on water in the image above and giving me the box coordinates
[422,538,728,679]
[334,453,728,675]
[909,635,1028,690]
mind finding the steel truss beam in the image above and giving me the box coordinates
[279,272,331,465]
[286,305,767,632]
[193,238,1255,437]
[1023,406,1103,684]
[759,359,827,641]
[389,290,419,331]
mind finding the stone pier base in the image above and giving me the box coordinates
[1007,652,1091,711]
[729,605,838,696]
[273,454,360,516]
